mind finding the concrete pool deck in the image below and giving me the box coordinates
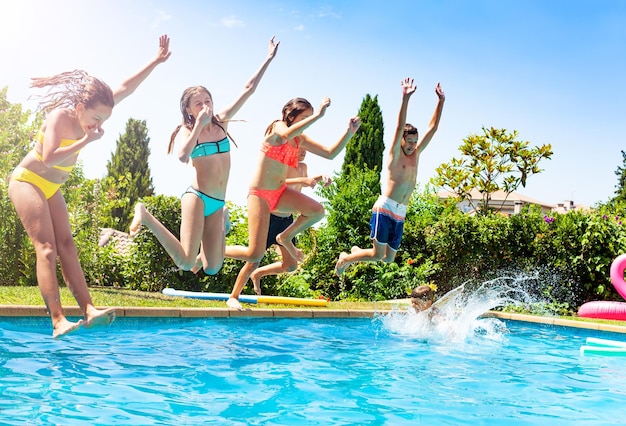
[2,303,626,334]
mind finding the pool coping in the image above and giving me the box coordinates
[1,304,626,334]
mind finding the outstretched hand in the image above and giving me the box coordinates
[348,116,361,133]
[155,34,172,64]
[267,36,280,59]
[319,97,331,116]
[435,82,445,100]
[402,77,416,97]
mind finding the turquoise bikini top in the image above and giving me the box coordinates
[190,136,230,159]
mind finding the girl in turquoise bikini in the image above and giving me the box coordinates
[9,35,171,338]
[130,37,279,276]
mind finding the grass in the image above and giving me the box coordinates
[0,286,384,310]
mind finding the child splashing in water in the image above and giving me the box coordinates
[8,35,171,338]
[225,97,361,310]
[129,37,279,276]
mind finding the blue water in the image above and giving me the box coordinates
[0,315,625,425]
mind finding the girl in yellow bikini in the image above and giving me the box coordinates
[129,37,279,276]
[224,97,361,310]
[8,35,171,338]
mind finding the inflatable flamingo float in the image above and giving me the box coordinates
[578,254,626,320]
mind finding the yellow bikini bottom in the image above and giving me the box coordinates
[11,167,62,199]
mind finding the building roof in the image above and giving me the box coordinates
[437,189,556,209]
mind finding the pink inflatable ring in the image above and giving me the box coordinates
[578,254,626,321]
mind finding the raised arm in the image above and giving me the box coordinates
[269,97,332,144]
[113,34,171,105]
[301,115,361,159]
[389,77,417,158]
[416,83,445,153]
[217,37,280,122]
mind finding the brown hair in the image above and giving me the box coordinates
[30,70,114,115]
[404,123,418,138]
[168,86,236,154]
[265,97,313,135]
[410,285,434,301]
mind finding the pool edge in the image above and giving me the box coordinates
[2,305,626,334]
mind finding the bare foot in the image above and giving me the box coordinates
[129,203,146,237]
[226,297,244,311]
[276,233,303,262]
[251,272,262,295]
[335,252,350,276]
[53,318,83,338]
[84,307,116,328]
[191,254,203,274]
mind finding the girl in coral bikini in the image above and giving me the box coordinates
[225,97,361,310]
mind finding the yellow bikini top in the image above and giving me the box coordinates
[34,130,80,172]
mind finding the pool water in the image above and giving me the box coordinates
[1,314,625,425]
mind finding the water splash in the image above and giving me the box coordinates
[378,273,544,344]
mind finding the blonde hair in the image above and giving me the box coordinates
[30,70,113,115]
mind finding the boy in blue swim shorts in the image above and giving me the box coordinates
[335,78,445,275]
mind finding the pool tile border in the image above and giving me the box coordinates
[1,305,626,333]
[0,305,376,319]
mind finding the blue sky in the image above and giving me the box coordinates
[1,0,624,208]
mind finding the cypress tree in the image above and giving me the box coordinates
[341,94,384,180]
[104,118,154,230]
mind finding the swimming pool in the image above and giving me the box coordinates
[0,315,624,425]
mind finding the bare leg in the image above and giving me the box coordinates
[228,261,260,310]
[9,181,84,337]
[199,207,227,275]
[251,272,263,295]
[274,189,325,262]
[250,246,297,295]
[226,195,273,309]
[190,253,203,274]
[49,192,116,329]
[334,242,389,276]
[225,195,270,262]
[130,199,204,270]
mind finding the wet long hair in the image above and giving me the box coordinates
[168,86,236,154]
[265,97,314,135]
[29,70,114,115]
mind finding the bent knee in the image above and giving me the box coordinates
[283,261,298,273]
[203,259,225,276]
[312,205,325,219]
[203,265,223,276]
[176,255,199,272]
[249,250,266,264]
